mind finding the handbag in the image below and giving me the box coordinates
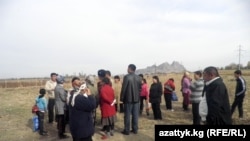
[32,104,39,114]
[171,91,178,101]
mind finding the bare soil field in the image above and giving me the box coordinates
[0,70,249,141]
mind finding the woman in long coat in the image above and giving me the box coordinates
[100,77,117,139]
[149,75,163,120]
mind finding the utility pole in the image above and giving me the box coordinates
[237,45,247,70]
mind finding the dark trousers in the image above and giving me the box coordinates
[140,96,147,113]
[164,94,172,110]
[151,102,162,120]
[73,136,93,141]
[182,93,190,110]
[57,114,66,137]
[48,98,55,123]
[192,103,200,125]
[123,102,139,133]
[36,111,45,134]
[231,95,245,118]
[103,123,114,132]
[115,103,124,113]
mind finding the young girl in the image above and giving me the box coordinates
[35,88,48,136]
[100,77,116,139]
[140,78,149,116]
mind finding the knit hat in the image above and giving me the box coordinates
[56,75,65,84]
[98,69,106,78]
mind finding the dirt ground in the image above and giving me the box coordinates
[1,71,250,141]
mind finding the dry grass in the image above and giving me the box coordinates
[0,70,249,141]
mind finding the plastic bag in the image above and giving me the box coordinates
[171,91,178,101]
[32,115,39,132]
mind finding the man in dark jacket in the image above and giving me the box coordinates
[203,66,232,125]
[120,64,141,135]
[231,70,246,119]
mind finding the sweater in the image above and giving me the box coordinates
[140,83,149,97]
[190,78,204,103]
[45,80,57,99]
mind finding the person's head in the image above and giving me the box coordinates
[203,66,219,82]
[39,88,46,95]
[194,70,202,80]
[56,75,65,84]
[50,72,57,82]
[127,64,136,73]
[98,69,106,80]
[85,75,95,86]
[105,70,111,78]
[234,70,242,78]
[39,88,46,98]
[114,75,120,83]
[142,78,147,84]
[102,77,111,85]
[184,71,190,77]
[139,74,144,79]
[152,75,159,83]
[169,78,174,82]
[71,77,81,88]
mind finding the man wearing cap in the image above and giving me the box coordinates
[54,75,69,139]
[45,72,57,123]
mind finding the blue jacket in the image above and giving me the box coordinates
[36,96,47,112]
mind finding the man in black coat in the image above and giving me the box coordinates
[120,64,141,135]
[203,66,232,125]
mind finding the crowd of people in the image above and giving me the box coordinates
[33,64,247,140]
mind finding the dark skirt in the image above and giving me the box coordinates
[101,115,117,126]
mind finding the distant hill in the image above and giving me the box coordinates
[135,61,186,74]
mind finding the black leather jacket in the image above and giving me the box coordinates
[120,73,141,103]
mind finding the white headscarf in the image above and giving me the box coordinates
[71,84,88,107]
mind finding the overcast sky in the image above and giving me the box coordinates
[0,0,249,79]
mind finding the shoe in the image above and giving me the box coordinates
[59,134,69,139]
[101,135,108,140]
[101,126,106,131]
[130,130,138,134]
[39,132,48,136]
[121,131,129,135]
[171,109,174,112]
[110,130,114,136]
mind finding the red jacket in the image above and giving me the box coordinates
[164,79,175,94]
[140,83,149,98]
[100,84,116,118]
